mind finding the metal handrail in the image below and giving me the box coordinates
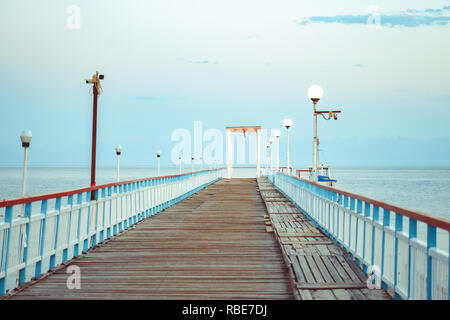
[267,171,449,300]
[0,168,224,208]
[0,168,223,296]
[278,172,450,231]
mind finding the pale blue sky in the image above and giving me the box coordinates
[0,0,449,167]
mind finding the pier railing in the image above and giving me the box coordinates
[267,171,450,300]
[0,168,222,295]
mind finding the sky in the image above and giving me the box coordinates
[0,0,449,167]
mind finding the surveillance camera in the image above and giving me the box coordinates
[99,74,104,80]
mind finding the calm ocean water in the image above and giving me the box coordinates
[1,166,449,248]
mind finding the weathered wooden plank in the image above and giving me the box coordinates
[318,255,344,283]
[328,255,354,283]
[278,233,327,238]
[310,289,337,300]
[311,255,334,283]
[335,255,363,283]
[298,289,314,300]
[332,289,354,300]
[297,255,316,283]
[6,179,294,300]
[296,282,367,290]
[305,255,325,283]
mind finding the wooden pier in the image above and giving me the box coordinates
[1,168,448,300]
[258,177,391,300]
[5,179,294,300]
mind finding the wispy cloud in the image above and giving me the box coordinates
[297,6,450,28]
[187,60,219,65]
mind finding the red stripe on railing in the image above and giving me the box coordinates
[279,172,450,231]
[0,168,224,209]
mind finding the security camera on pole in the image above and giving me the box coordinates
[85,71,104,200]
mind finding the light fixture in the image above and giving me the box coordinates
[283,118,293,129]
[156,150,161,176]
[20,130,32,148]
[20,130,32,201]
[115,145,122,182]
[274,129,281,138]
[283,119,293,175]
[307,85,324,102]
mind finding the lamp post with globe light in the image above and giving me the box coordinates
[283,119,293,175]
[156,150,161,176]
[269,137,274,170]
[115,146,122,182]
[307,85,341,182]
[274,130,281,172]
[20,130,32,198]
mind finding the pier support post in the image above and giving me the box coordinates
[256,128,261,178]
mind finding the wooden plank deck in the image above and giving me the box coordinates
[257,177,392,300]
[5,179,294,300]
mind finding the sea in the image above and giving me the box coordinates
[0,166,449,249]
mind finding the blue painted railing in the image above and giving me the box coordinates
[267,171,450,300]
[0,169,222,296]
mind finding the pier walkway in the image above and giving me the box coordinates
[3,172,442,300]
[258,177,391,300]
[5,179,294,300]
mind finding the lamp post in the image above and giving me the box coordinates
[115,145,122,182]
[269,137,274,170]
[85,71,104,200]
[265,142,270,173]
[283,118,293,175]
[178,154,182,175]
[200,156,203,170]
[307,85,341,182]
[191,156,194,172]
[20,130,32,198]
[274,130,281,172]
[156,150,161,176]
[308,85,323,182]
